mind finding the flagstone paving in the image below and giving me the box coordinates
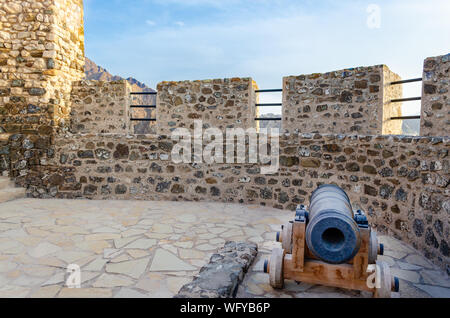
[0,198,448,298]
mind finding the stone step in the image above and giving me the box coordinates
[0,177,13,190]
[0,187,26,204]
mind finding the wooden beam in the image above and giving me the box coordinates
[292,221,306,271]
[283,256,374,292]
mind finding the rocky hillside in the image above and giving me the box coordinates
[85,57,156,134]
[85,57,156,93]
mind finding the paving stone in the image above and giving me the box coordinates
[23,265,55,277]
[0,241,25,254]
[208,227,228,234]
[85,233,121,241]
[121,229,147,237]
[93,274,134,288]
[176,214,197,223]
[36,257,66,268]
[384,249,408,260]
[167,277,192,294]
[246,282,265,295]
[106,257,150,279]
[42,272,65,286]
[56,251,93,264]
[127,249,150,259]
[397,261,422,271]
[77,240,110,254]
[30,285,61,298]
[152,224,173,234]
[420,270,450,288]
[0,286,31,298]
[111,254,130,263]
[398,280,431,298]
[12,275,46,286]
[114,236,139,249]
[92,227,120,234]
[84,258,107,272]
[146,233,170,239]
[196,244,216,251]
[415,284,450,298]
[0,261,17,273]
[125,238,156,249]
[391,268,421,284]
[174,241,194,249]
[149,249,196,272]
[135,276,163,292]
[114,288,148,298]
[59,288,112,298]
[103,249,122,259]
[405,254,435,269]
[178,249,205,259]
[161,244,178,254]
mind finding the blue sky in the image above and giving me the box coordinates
[84,0,450,115]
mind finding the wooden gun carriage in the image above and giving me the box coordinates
[264,185,399,298]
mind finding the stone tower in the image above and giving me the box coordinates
[0,0,85,136]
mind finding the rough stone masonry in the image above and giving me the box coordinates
[420,54,450,137]
[0,0,448,273]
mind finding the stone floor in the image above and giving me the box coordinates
[0,198,448,298]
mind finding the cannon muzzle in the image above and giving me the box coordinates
[306,184,361,264]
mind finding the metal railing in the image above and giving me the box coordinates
[389,78,422,121]
[130,91,157,122]
[255,89,282,121]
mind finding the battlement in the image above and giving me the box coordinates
[0,0,448,272]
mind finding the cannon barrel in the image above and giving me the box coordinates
[306,185,361,264]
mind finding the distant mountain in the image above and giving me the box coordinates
[258,113,282,130]
[84,57,156,134]
[84,57,156,93]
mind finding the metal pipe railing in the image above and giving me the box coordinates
[390,78,422,85]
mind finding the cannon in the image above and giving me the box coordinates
[265,184,399,298]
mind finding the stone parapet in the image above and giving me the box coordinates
[156,78,257,135]
[282,65,402,135]
[70,80,131,134]
[420,53,450,137]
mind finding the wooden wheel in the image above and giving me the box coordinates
[369,230,378,264]
[374,260,392,298]
[269,248,285,289]
[281,222,293,253]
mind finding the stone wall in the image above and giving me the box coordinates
[70,80,131,134]
[156,78,257,135]
[282,65,402,135]
[0,0,448,272]
[0,0,84,136]
[420,54,449,137]
[12,130,447,270]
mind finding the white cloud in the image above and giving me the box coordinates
[174,21,185,27]
[146,20,156,26]
[89,0,450,114]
